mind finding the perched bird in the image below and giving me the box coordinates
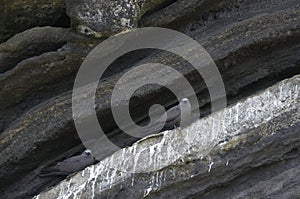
[142,98,192,135]
[39,149,96,177]
[160,98,192,130]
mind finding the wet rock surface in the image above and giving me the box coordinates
[0,0,299,198]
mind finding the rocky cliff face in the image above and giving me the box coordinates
[0,0,299,198]
[35,75,300,199]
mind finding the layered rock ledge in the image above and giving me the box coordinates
[35,75,299,198]
[0,0,299,198]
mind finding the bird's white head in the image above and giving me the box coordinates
[181,98,189,103]
[83,149,92,155]
[179,98,192,117]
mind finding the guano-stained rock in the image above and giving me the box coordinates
[0,0,299,198]
[34,75,299,199]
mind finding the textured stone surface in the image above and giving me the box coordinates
[34,75,300,198]
[0,26,99,133]
[0,0,299,198]
[65,0,171,37]
[0,26,69,73]
[0,0,67,42]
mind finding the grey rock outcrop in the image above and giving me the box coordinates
[0,26,69,74]
[0,0,67,42]
[0,0,299,198]
[34,75,299,198]
[65,0,172,37]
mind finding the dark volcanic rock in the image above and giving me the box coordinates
[0,26,99,133]
[65,0,172,37]
[34,75,300,198]
[0,26,69,74]
[0,0,299,198]
[65,0,138,38]
[0,0,67,43]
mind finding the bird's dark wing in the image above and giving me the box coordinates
[145,104,181,132]
[39,163,69,177]
[165,105,181,123]
[134,103,182,136]
[59,155,95,172]
[39,170,70,177]
[39,154,95,177]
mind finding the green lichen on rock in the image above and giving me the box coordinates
[65,0,172,38]
[65,0,138,38]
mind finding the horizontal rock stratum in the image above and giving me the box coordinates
[35,75,299,199]
[0,0,299,198]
